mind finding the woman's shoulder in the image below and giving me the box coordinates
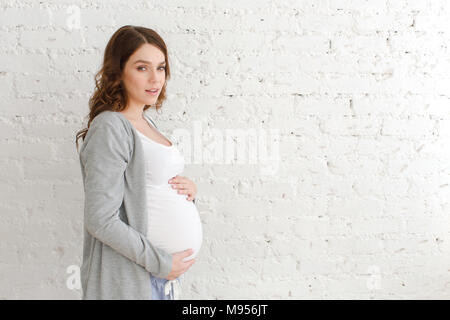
[91,110,125,128]
[80,111,132,157]
[84,111,132,144]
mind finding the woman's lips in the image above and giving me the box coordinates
[145,89,159,96]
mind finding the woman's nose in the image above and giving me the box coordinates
[148,73,162,84]
[147,70,157,79]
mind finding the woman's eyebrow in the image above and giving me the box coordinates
[133,60,166,65]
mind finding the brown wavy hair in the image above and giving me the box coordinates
[75,25,171,152]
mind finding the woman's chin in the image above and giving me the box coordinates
[144,98,158,105]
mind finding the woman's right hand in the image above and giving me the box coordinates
[165,249,195,280]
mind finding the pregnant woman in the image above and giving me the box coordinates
[75,25,203,300]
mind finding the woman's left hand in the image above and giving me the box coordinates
[168,175,197,201]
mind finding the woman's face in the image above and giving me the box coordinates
[121,43,166,109]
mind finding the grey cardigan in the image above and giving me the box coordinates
[78,110,185,300]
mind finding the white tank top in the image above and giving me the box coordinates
[137,114,203,262]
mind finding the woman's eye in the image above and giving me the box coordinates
[137,66,165,71]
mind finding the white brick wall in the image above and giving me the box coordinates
[0,0,449,299]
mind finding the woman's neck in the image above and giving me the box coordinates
[119,105,145,121]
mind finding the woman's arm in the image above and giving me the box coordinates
[80,118,172,278]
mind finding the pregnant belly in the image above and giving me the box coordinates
[146,187,203,262]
